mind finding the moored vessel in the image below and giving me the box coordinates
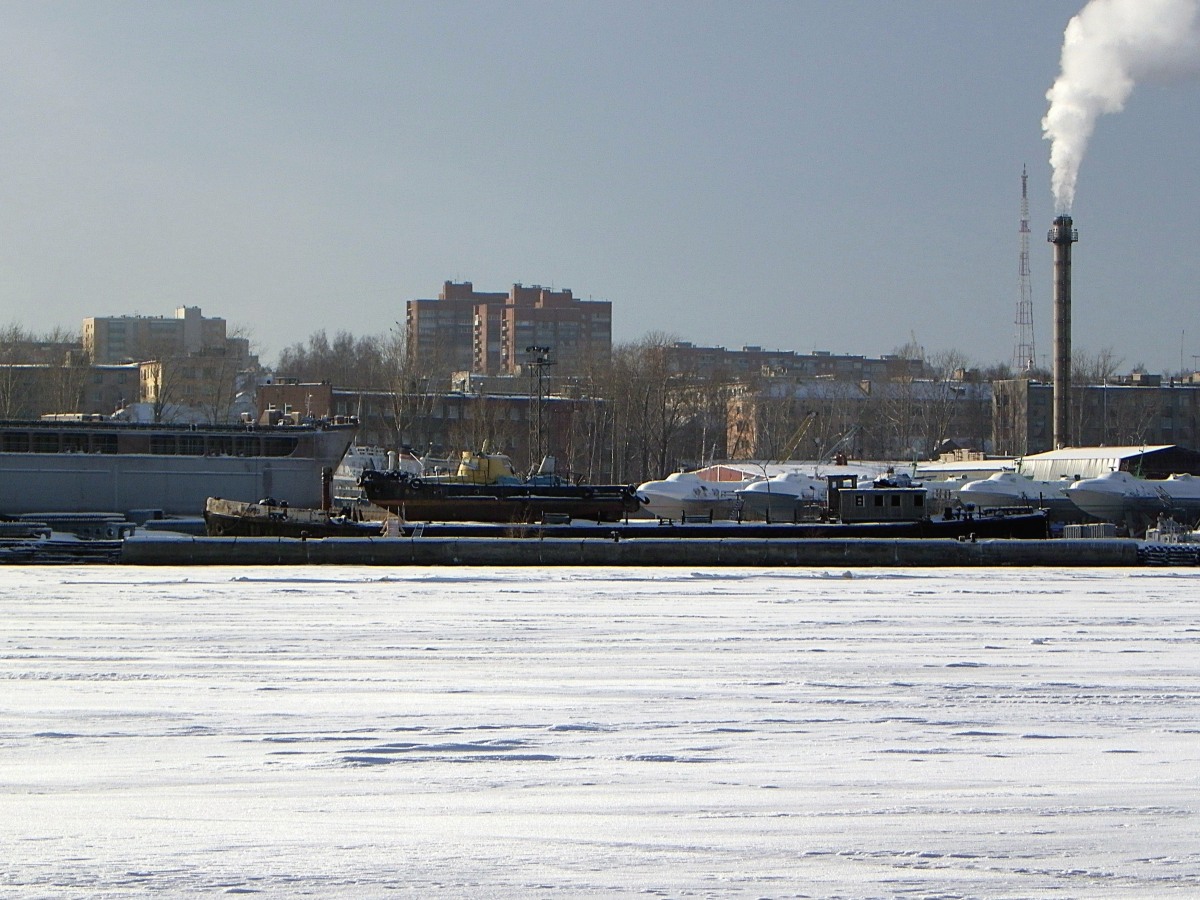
[358,448,639,523]
[958,471,1081,521]
[204,497,385,538]
[636,464,763,521]
[0,415,357,517]
[1066,470,1200,532]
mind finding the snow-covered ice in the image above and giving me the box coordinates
[2,564,1198,897]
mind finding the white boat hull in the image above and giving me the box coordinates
[636,489,743,521]
[1067,472,1200,525]
[958,472,1078,518]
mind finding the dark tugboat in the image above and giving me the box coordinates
[358,448,639,523]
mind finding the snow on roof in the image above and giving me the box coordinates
[1018,446,1179,481]
[1021,445,1173,462]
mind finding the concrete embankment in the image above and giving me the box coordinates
[121,536,1142,567]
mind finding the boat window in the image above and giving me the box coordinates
[32,432,59,453]
[874,495,884,507]
[180,435,206,455]
[914,494,924,507]
[61,433,88,453]
[233,436,259,457]
[891,495,901,506]
[150,435,177,455]
[262,437,298,457]
[3,432,30,452]
[91,433,118,454]
[208,436,234,456]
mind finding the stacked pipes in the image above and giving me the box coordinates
[1048,215,1078,448]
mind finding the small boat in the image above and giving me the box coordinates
[0,518,123,564]
[358,449,639,523]
[204,497,386,538]
[1066,470,1200,530]
[1144,514,1200,544]
[821,474,1047,538]
[737,466,951,523]
[735,470,826,522]
[636,464,763,521]
[958,471,1080,520]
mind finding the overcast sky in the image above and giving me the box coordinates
[1,1,1197,372]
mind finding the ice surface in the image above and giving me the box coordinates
[2,565,1199,897]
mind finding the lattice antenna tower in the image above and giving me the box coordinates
[1014,165,1036,372]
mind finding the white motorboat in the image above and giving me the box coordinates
[635,465,762,520]
[735,470,826,521]
[957,471,1079,518]
[1066,470,1200,525]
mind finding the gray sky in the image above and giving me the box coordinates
[1,1,1197,372]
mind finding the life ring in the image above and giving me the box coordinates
[409,477,423,490]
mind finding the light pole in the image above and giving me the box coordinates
[525,345,553,470]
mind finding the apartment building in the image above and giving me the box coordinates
[84,306,252,366]
[407,281,612,377]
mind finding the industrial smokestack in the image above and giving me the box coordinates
[1043,0,1200,213]
[1048,215,1078,448]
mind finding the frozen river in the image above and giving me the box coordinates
[2,565,1199,897]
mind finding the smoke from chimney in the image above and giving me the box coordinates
[1043,0,1200,212]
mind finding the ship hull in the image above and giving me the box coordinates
[196,510,1050,541]
[1066,472,1200,530]
[360,472,639,523]
[957,487,1079,519]
[0,420,356,517]
[204,498,382,538]
[1067,488,1200,524]
[736,490,824,522]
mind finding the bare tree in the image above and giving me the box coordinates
[603,333,695,481]
[368,323,440,452]
[0,323,31,418]
[276,330,389,389]
[1072,347,1124,385]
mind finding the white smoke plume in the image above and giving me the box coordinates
[1043,0,1200,212]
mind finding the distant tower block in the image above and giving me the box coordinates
[1048,214,1078,449]
[1014,166,1036,373]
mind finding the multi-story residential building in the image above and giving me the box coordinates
[407,281,612,377]
[407,282,508,375]
[495,284,612,375]
[84,306,252,366]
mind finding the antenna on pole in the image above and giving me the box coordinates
[1014,165,1036,373]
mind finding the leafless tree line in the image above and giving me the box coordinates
[273,329,1004,482]
[2,314,1178,480]
[0,323,89,418]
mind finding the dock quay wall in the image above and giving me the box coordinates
[121,536,1143,567]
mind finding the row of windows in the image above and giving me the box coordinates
[1,431,298,457]
[3,432,119,453]
[854,493,924,508]
[146,435,298,456]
